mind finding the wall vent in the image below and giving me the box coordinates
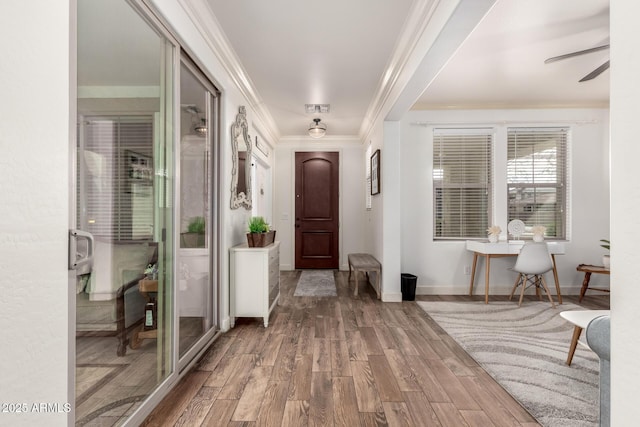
[305,104,330,114]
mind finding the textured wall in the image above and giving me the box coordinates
[0,2,72,426]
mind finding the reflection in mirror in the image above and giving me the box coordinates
[178,58,216,361]
[231,106,252,209]
[76,0,174,424]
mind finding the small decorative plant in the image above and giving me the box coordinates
[486,225,501,243]
[248,216,270,233]
[486,225,501,236]
[145,263,158,280]
[182,216,206,248]
[187,216,206,234]
[600,239,610,268]
[532,225,546,242]
[246,216,275,247]
[532,225,546,235]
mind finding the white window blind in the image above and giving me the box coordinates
[79,116,154,241]
[507,127,567,239]
[433,128,492,239]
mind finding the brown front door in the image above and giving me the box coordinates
[295,152,339,269]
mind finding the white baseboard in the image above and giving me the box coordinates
[382,292,402,302]
[279,264,349,271]
[220,317,231,332]
[417,284,589,296]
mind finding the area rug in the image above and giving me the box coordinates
[416,301,599,427]
[293,270,337,296]
[76,363,128,405]
[76,395,146,426]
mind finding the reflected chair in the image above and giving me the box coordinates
[509,242,556,307]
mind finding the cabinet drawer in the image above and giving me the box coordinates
[230,241,280,327]
[269,269,279,288]
[269,256,278,271]
[269,251,279,268]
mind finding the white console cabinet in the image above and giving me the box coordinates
[230,241,280,327]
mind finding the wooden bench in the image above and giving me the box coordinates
[347,253,381,299]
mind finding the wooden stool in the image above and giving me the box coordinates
[560,310,610,365]
[347,253,381,299]
[577,264,610,302]
[130,279,158,349]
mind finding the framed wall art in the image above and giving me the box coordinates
[126,150,153,184]
[371,149,380,195]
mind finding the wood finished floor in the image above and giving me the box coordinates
[143,270,609,427]
[75,317,204,426]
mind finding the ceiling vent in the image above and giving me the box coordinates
[305,104,330,114]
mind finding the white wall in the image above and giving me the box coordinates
[0,2,72,426]
[360,122,404,300]
[251,126,274,225]
[399,108,610,295]
[610,0,640,421]
[274,138,365,271]
[0,0,279,423]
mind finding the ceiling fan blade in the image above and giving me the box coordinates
[544,44,610,64]
[579,60,610,82]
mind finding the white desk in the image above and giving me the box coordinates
[466,240,566,304]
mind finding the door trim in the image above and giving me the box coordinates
[290,149,343,271]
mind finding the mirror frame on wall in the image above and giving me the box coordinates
[230,106,252,209]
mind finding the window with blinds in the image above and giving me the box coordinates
[78,116,154,241]
[507,127,568,239]
[433,129,492,239]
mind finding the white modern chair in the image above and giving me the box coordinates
[509,242,556,307]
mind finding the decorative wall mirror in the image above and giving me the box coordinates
[231,106,253,209]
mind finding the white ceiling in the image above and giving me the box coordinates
[207,0,609,139]
[416,0,609,109]
[207,0,413,137]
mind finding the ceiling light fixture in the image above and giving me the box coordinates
[194,118,207,136]
[183,104,207,136]
[308,118,327,138]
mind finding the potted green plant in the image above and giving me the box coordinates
[600,239,610,269]
[181,216,206,248]
[246,216,276,247]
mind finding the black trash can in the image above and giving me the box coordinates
[401,273,417,301]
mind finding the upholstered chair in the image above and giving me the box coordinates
[586,314,610,427]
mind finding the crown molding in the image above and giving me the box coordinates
[359,0,497,142]
[412,101,611,110]
[358,0,444,141]
[178,0,280,142]
[278,135,362,144]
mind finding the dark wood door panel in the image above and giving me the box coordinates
[302,232,332,254]
[295,152,339,269]
[301,159,333,219]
